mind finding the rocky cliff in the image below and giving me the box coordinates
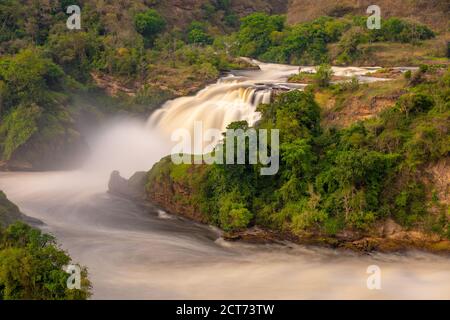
[0,191,40,227]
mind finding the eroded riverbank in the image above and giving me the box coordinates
[1,171,450,299]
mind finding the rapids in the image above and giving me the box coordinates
[0,61,448,299]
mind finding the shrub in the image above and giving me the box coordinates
[46,31,101,81]
[397,93,434,117]
[0,104,42,160]
[336,26,367,64]
[404,70,412,80]
[134,9,166,46]
[315,64,333,88]
[369,18,435,43]
[218,192,253,231]
[187,22,213,45]
[0,49,65,109]
[0,222,91,299]
[237,13,285,57]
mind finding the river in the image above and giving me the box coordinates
[0,61,448,299]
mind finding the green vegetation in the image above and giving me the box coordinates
[147,67,449,238]
[0,1,448,243]
[0,1,444,169]
[315,64,333,88]
[227,13,436,65]
[187,21,213,45]
[0,222,91,300]
[0,192,91,300]
[0,1,249,168]
[0,49,83,165]
[134,9,167,46]
[0,191,23,227]
[235,13,285,58]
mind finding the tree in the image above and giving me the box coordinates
[218,191,253,231]
[0,222,91,299]
[315,64,333,88]
[237,13,285,57]
[187,22,213,45]
[0,49,65,111]
[134,9,166,46]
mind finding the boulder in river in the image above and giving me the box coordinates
[108,171,147,200]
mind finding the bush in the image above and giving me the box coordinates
[397,93,434,117]
[0,49,65,110]
[187,22,213,45]
[46,31,101,80]
[315,64,333,88]
[0,104,41,160]
[237,13,285,57]
[289,200,328,233]
[134,9,166,46]
[369,18,435,43]
[218,192,253,231]
[404,70,412,80]
[224,13,239,28]
[336,76,360,92]
[336,26,367,64]
[0,222,91,299]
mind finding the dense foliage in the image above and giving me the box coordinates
[0,222,91,300]
[229,13,436,65]
[0,48,84,164]
[0,0,248,167]
[134,9,167,46]
[149,67,449,238]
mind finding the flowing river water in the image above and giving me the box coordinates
[0,61,449,299]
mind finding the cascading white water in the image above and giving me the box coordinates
[146,60,385,147]
[146,60,303,143]
[147,82,271,136]
[144,61,301,153]
[3,60,447,300]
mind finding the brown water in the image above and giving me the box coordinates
[0,62,448,299]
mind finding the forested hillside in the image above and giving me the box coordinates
[0,0,264,170]
[146,65,450,251]
[0,191,91,299]
[1,0,449,253]
[1,0,448,170]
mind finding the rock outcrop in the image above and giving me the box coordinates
[140,156,450,253]
[0,191,41,227]
[108,171,147,200]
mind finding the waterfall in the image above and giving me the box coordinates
[80,60,381,179]
[146,60,301,140]
[147,83,271,136]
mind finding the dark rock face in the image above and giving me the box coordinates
[144,157,209,224]
[0,191,41,227]
[146,172,208,224]
[0,127,89,172]
[108,171,147,200]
